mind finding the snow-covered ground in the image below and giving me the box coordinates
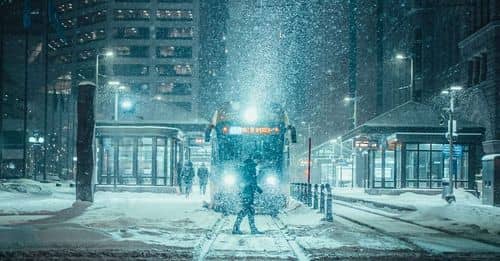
[1,179,500,259]
[333,188,500,243]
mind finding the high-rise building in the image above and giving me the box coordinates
[51,0,200,117]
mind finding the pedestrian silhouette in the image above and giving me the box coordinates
[232,156,263,235]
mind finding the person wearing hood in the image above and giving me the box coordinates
[197,163,209,195]
[182,160,195,198]
[232,156,263,235]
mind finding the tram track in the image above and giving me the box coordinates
[333,200,500,250]
[194,214,230,261]
[194,214,309,260]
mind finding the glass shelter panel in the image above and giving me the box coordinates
[101,138,115,185]
[138,138,153,185]
[385,150,395,188]
[157,138,166,185]
[119,137,135,185]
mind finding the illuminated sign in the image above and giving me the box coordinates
[224,126,280,135]
[354,139,378,149]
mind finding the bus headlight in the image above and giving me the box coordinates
[266,175,278,186]
[223,174,236,186]
[243,107,258,123]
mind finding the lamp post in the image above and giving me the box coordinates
[301,121,312,185]
[343,95,358,128]
[95,51,114,91]
[441,85,463,203]
[107,81,121,121]
[395,53,414,101]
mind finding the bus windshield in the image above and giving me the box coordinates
[217,135,283,162]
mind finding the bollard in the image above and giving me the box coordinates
[319,184,325,213]
[307,183,312,207]
[325,184,333,222]
[313,184,318,209]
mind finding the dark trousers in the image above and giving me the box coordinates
[200,183,207,195]
[233,202,257,231]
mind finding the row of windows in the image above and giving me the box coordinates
[116,0,193,2]
[115,46,192,58]
[112,64,193,76]
[117,82,192,95]
[114,9,193,21]
[51,45,193,63]
[57,0,105,14]
[114,27,194,39]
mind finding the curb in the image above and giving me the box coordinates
[333,194,416,212]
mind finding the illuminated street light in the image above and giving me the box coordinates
[95,51,114,90]
[243,107,258,123]
[108,81,120,86]
[395,53,414,100]
[120,98,134,111]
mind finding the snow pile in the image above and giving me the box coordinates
[69,190,220,248]
[0,179,75,219]
[333,188,500,239]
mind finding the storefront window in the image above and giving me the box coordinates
[418,149,430,188]
[138,138,153,185]
[157,138,166,185]
[405,149,418,188]
[101,138,115,184]
[405,143,468,189]
[385,150,395,188]
[119,137,135,185]
[374,150,382,187]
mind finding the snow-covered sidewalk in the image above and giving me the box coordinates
[333,188,500,242]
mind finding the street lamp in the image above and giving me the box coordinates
[441,85,463,203]
[107,81,120,119]
[95,51,114,90]
[343,95,358,129]
[395,53,414,101]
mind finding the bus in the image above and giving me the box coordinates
[205,102,297,214]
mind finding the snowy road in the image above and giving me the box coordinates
[2,182,500,260]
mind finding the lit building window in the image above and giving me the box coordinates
[113,64,149,76]
[77,29,106,44]
[115,46,150,57]
[156,46,192,58]
[79,0,105,7]
[114,27,150,39]
[156,9,193,21]
[156,64,192,76]
[114,9,151,20]
[158,82,192,95]
[78,10,107,26]
[57,2,73,13]
[156,28,193,39]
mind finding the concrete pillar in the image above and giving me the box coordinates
[76,82,96,202]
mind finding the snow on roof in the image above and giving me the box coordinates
[363,101,479,128]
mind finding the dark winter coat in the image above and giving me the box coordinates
[239,159,263,204]
[197,167,209,185]
[182,163,195,186]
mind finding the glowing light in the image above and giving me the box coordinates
[108,81,120,86]
[395,53,406,60]
[223,174,236,186]
[450,85,463,91]
[104,51,114,57]
[266,175,278,186]
[121,99,133,110]
[243,107,258,123]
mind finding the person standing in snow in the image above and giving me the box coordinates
[197,163,209,195]
[176,160,183,194]
[182,160,195,198]
[232,156,263,235]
